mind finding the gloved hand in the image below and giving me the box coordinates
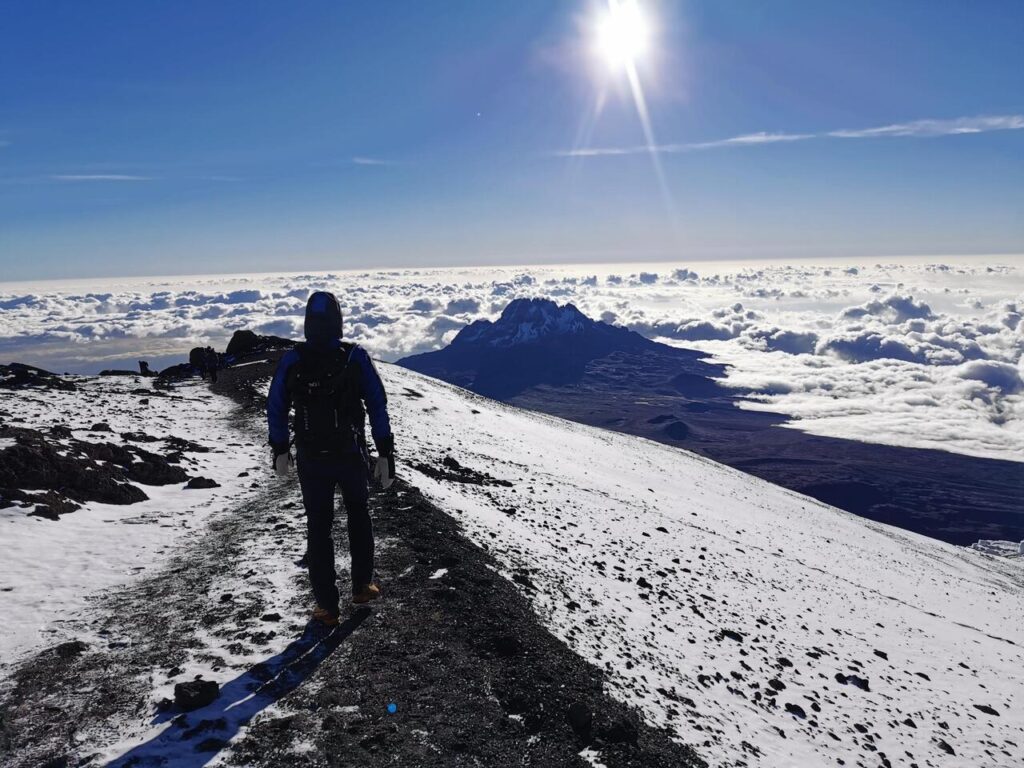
[271,442,292,477]
[374,435,396,490]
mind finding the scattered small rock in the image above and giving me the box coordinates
[567,702,593,741]
[602,716,639,745]
[486,634,521,658]
[784,703,806,719]
[835,673,870,691]
[54,640,88,660]
[174,679,219,711]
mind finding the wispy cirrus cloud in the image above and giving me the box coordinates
[351,156,393,166]
[827,114,1024,139]
[561,114,1024,158]
[50,174,154,182]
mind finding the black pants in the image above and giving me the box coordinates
[296,452,372,613]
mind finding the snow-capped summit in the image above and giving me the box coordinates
[454,298,596,347]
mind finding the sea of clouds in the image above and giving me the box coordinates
[1,258,1021,462]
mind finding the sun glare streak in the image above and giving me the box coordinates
[569,89,608,164]
[624,56,677,223]
[591,0,677,225]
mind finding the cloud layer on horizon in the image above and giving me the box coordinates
[1,260,1021,462]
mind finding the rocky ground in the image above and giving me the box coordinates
[0,356,705,767]
[0,363,221,519]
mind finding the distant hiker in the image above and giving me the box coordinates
[189,346,206,377]
[267,291,396,626]
[204,346,219,383]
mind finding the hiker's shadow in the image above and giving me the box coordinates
[106,608,371,767]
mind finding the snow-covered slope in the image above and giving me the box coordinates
[381,363,1024,767]
[0,374,265,669]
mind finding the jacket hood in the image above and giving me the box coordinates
[303,291,343,342]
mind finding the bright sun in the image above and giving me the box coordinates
[594,0,651,73]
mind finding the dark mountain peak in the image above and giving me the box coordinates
[454,298,596,348]
[400,297,671,398]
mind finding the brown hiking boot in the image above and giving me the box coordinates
[352,583,381,605]
[311,605,340,626]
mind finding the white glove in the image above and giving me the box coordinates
[374,455,395,490]
[274,452,293,477]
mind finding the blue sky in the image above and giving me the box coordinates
[1,0,1022,281]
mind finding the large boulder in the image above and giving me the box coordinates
[225,329,295,358]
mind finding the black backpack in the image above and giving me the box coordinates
[287,343,366,455]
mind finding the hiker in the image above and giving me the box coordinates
[204,346,219,383]
[189,346,207,378]
[267,291,396,625]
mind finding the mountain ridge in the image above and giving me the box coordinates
[401,297,695,399]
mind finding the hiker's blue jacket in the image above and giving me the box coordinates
[267,339,392,449]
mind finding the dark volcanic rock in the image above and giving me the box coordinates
[225,329,295,358]
[835,673,870,691]
[601,716,639,745]
[0,363,76,392]
[185,477,221,490]
[483,634,522,658]
[156,362,195,381]
[166,436,210,453]
[9,489,82,517]
[566,701,593,741]
[53,641,88,660]
[126,452,190,486]
[784,702,806,718]
[174,679,219,711]
[0,436,147,507]
[411,457,512,487]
